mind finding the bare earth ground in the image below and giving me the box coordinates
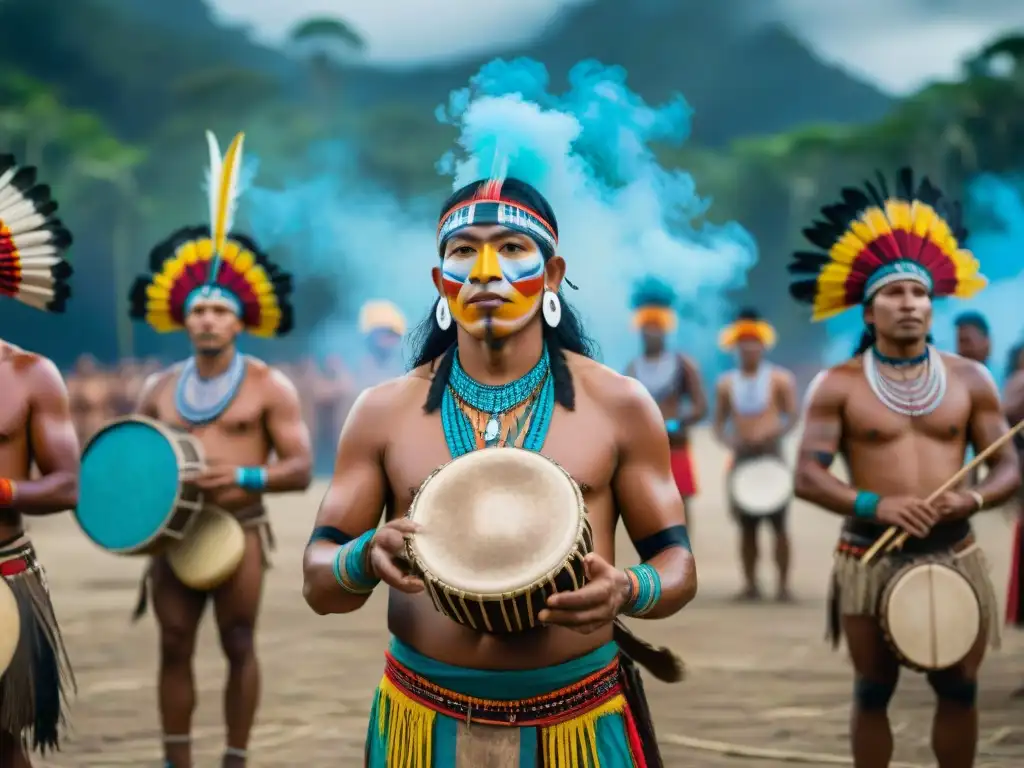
[23,430,1024,767]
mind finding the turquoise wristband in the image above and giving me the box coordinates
[235,466,268,491]
[332,530,379,594]
[665,419,681,432]
[854,491,880,519]
[623,563,662,617]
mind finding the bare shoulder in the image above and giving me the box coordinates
[138,365,179,404]
[714,370,732,392]
[13,350,68,400]
[348,368,430,425]
[943,353,998,401]
[771,364,797,387]
[806,359,860,407]
[568,352,661,422]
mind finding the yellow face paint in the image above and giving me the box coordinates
[440,229,546,340]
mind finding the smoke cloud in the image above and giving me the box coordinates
[242,57,757,372]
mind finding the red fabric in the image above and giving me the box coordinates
[1008,517,1023,626]
[0,557,27,577]
[621,703,648,767]
[670,448,698,498]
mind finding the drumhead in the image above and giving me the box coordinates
[167,508,246,591]
[0,578,20,676]
[884,563,981,670]
[408,448,584,595]
[76,417,186,553]
[729,457,792,516]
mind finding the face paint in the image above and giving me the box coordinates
[440,227,546,339]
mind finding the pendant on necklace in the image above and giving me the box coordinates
[484,415,501,444]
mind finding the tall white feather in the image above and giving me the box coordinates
[205,130,223,235]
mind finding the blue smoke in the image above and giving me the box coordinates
[822,173,1024,386]
[242,58,757,372]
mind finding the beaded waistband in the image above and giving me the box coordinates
[835,531,976,560]
[383,652,623,727]
[0,535,37,577]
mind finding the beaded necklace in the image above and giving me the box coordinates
[175,352,247,425]
[864,345,946,417]
[441,347,555,457]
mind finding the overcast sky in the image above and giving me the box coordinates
[210,0,1024,94]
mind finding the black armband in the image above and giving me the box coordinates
[307,526,355,547]
[633,524,691,561]
[812,451,834,468]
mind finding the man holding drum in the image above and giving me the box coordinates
[1003,343,1024,695]
[790,168,1021,768]
[624,276,708,526]
[130,132,313,768]
[713,308,798,601]
[0,155,79,767]
[304,175,697,767]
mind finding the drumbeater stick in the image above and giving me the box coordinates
[860,417,1024,565]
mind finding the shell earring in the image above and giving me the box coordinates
[435,298,452,330]
[542,289,562,328]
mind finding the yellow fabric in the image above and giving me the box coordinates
[631,306,677,331]
[541,693,627,767]
[359,300,407,335]
[718,319,776,350]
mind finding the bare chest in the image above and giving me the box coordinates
[152,376,268,455]
[842,377,971,445]
[383,403,617,520]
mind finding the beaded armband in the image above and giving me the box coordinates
[622,563,662,617]
[332,530,379,595]
[853,490,879,519]
[235,466,268,492]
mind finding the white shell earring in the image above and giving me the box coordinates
[435,298,452,330]
[542,289,561,328]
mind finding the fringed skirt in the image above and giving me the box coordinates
[828,534,1001,650]
[365,637,660,767]
[0,534,75,752]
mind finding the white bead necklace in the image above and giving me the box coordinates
[864,345,946,417]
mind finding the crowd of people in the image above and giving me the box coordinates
[2,125,1024,768]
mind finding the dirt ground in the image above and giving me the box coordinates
[22,431,1024,767]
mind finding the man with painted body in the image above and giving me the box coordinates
[303,176,696,766]
[713,309,798,601]
[790,169,1020,768]
[129,132,313,768]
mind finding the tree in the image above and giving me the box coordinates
[288,16,366,124]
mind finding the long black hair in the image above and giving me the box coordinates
[408,178,598,413]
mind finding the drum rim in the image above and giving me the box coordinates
[75,415,206,554]
[728,455,793,515]
[879,560,982,671]
[167,507,246,589]
[406,447,587,599]
[0,577,21,675]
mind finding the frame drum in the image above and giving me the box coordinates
[76,416,205,555]
[0,578,19,676]
[166,508,246,591]
[406,448,592,633]
[728,455,792,516]
[878,561,982,671]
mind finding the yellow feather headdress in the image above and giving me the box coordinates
[788,167,985,321]
[128,131,293,337]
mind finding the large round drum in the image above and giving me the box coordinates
[406,448,592,633]
[878,561,982,671]
[75,416,205,555]
[728,455,792,517]
[166,507,246,591]
[0,579,19,676]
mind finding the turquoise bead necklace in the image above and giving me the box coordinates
[441,346,555,457]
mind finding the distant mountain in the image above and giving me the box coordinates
[345,0,895,145]
[0,0,892,147]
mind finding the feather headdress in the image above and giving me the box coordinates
[129,131,293,337]
[718,308,776,350]
[788,167,986,321]
[0,155,73,312]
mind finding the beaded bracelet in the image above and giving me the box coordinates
[622,563,662,617]
[853,490,880,519]
[332,530,380,595]
[235,466,268,492]
[0,479,15,507]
